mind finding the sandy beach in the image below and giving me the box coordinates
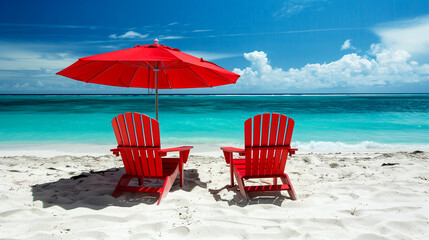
[1,150,428,239]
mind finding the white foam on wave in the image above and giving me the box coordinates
[1,140,428,157]
[294,140,429,152]
[0,142,112,157]
[162,137,242,145]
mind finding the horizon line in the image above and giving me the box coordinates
[1,93,428,96]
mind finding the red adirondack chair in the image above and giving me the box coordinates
[110,112,193,205]
[221,113,298,200]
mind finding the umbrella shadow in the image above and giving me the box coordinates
[209,185,291,207]
[32,168,207,210]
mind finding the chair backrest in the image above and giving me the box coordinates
[244,113,295,177]
[111,112,163,177]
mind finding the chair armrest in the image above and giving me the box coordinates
[221,147,245,164]
[288,148,298,156]
[110,148,120,156]
[220,147,245,154]
[159,146,193,163]
[158,146,193,154]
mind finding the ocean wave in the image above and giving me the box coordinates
[1,140,427,157]
[162,137,242,145]
[294,141,429,151]
[163,138,429,151]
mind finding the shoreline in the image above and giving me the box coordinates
[1,141,428,157]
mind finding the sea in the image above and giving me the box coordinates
[0,94,428,153]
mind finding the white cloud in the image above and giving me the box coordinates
[0,42,77,71]
[0,23,102,30]
[374,15,429,56]
[192,29,213,33]
[158,36,184,40]
[341,39,355,51]
[233,48,429,89]
[198,27,365,41]
[184,51,240,61]
[273,0,327,18]
[0,41,96,92]
[109,31,149,39]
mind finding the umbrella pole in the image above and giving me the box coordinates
[155,61,158,121]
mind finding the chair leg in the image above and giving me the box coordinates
[138,177,144,186]
[112,175,132,198]
[230,163,235,187]
[233,169,248,199]
[224,152,235,187]
[157,176,170,205]
[179,150,190,187]
[179,161,184,187]
[158,166,180,205]
[281,174,296,200]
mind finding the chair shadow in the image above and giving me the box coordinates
[209,185,291,207]
[32,168,207,210]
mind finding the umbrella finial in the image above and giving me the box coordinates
[154,38,159,44]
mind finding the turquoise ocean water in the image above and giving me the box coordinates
[0,94,428,150]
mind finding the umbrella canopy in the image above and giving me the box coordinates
[57,39,240,119]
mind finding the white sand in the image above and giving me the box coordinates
[0,150,428,239]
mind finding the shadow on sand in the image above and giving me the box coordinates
[209,185,292,207]
[32,168,207,210]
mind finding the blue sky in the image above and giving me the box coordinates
[1,0,429,94]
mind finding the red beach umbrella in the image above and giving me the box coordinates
[57,39,240,120]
